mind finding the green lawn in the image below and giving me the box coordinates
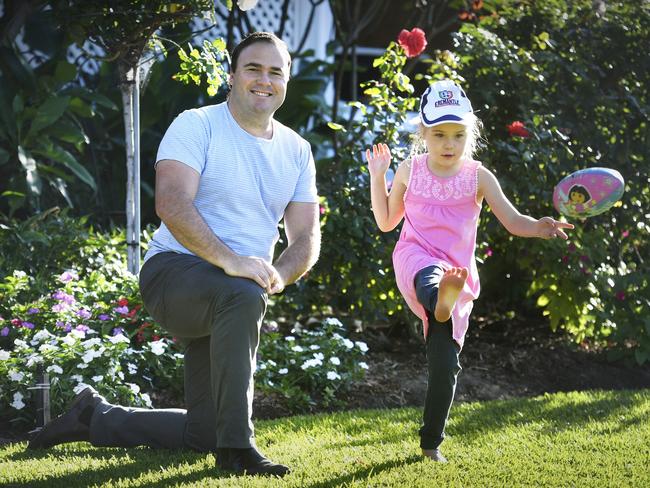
[1,389,648,487]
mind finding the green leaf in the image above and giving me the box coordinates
[17,146,42,195]
[12,95,24,114]
[327,122,346,132]
[28,96,70,136]
[363,87,381,97]
[33,145,96,191]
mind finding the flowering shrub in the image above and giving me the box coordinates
[256,318,369,411]
[0,267,184,428]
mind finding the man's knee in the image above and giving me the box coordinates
[226,279,268,316]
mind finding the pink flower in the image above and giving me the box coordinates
[11,318,22,326]
[397,28,427,58]
[622,230,630,238]
[114,306,129,315]
[507,121,531,138]
[485,248,493,257]
[615,291,626,301]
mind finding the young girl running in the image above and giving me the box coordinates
[366,79,573,463]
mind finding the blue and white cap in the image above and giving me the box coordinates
[419,80,473,127]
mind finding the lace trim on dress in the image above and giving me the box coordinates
[409,155,476,201]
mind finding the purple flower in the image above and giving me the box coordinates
[52,290,76,305]
[112,327,125,336]
[52,303,69,313]
[98,314,110,321]
[75,324,89,333]
[22,322,35,329]
[27,308,40,315]
[1,327,9,336]
[76,309,92,320]
[114,306,129,315]
[63,323,72,332]
[58,270,79,283]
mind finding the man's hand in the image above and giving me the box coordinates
[222,254,282,292]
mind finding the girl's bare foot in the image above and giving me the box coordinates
[433,267,469,323]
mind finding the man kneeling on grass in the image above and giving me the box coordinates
[28,32,321,478]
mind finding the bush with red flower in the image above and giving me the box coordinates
[507,121,531,138]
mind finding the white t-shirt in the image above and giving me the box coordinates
[144,102,318,263]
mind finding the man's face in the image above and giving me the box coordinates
[229,41,290,118]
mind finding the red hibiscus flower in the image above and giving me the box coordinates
[397,28,427,58]
[117,298,129,307]
[507,121,531,138]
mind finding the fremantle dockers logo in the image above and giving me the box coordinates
[435,90,460,107]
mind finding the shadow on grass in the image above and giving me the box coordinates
[449,389,648,437]
[4,446,243,487]
[302,454,422,488]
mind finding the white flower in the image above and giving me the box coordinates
[326,371,341,381]
[70,328,86,339]
[324,317,343,328]
[301,358,322,370]
[0,350,9,361]
[13,339,28,349]
[313,352,324,361]
[128,383,141,395]
[149,340,167,356]
[140,393,152,408]
[46,365,63,375]
[71,374,84,383]
[62,334,78,346]
[279,368,288,375]
[285,336,296,342]
[291,345,304,352]
[127,363,138,375]
[82,338,102,348]
[355,341,369,353]
[257,362,267,370]
[267,359,277,367]
[342,338,354,349]
[359,362,369,370]
[31,330,54,345]
[76,363,89,369]
[108,333,130,344]
[9,371,24,382]
[330,357,341,366]
[38,344,58,354]
[237,0,259,11]
[92,375,104,383]
[332,333,343,341]
[118,371,125,380]
[82,350,100,363]
[310,345,321,350]
[11,392,25,410]
[26,354,43,367]
[13,270,27,278]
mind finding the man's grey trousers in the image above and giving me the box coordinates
[88,252,267,452]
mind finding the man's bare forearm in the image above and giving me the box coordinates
[273,231,321,285]
[159,193,236,269]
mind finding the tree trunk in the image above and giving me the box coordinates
[120,64,141,275]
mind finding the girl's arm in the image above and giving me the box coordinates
[478,166,574,239]
[366,143,409,232]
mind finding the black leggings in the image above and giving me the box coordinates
[414,265,462,450]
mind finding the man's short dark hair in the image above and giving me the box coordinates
[230,31,291,73]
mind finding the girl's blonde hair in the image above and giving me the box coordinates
[409,113,484,161]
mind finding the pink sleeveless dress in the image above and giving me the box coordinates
[393,153,482,348]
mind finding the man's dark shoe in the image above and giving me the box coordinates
[216,447,290,477]
[28,386,105,449]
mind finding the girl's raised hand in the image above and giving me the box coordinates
[366,143,392,178]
